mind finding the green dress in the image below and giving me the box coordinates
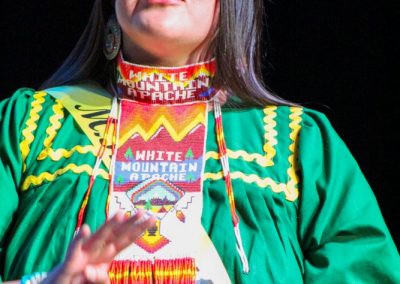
[0,85,399,283]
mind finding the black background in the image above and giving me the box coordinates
[0,1,398,248]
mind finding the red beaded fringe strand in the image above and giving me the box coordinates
[213,98,249,273]
[75,97,119,234]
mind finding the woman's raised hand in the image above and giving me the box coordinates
[43,210,156,284]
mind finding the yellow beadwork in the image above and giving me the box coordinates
[108,258,196,284]
[120,111,205,144]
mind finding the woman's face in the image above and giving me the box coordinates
[115,0,218,66]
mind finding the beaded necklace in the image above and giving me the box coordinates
[74,52,249,282]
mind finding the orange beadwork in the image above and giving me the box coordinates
[108,258,196,284]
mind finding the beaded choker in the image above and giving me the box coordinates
[116,52,217,104]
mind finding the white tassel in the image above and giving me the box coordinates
[110,96,119,119]
[109,97,120,177]
[234,224,250,274]
[92,156,102,179]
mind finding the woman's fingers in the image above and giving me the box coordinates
[81,212,126,256]
[112,213,156,251]
[42,212,156,283]
[81,210,156,262]
[43,224,92,284]
[70,224,91,254]
[85,264,111,284]
[63,224,92,273]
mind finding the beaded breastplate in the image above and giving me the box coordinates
[106,53,231,283]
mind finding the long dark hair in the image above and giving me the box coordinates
[41,0,294,106]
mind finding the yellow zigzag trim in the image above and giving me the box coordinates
[205,150,272,167]
[205,106,277,167]
[204,107,303,202]
[203,171,298,201]
[37,145,97,161]
[126,112,205,142]
[20,91,47,172]
[37,99,64,161]
[286,107,303,200]
[36,99,97,161]
[263,106,278,166]
[21,163,109,191]
[42,99,64,148]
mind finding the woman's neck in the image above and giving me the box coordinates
[122,41,212,67]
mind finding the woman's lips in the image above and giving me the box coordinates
[147,0,184,5]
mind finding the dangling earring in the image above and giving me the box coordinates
[103,14,121,60]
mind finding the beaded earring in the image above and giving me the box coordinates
[103,14,121,60]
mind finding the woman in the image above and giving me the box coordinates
[0,0,399,283]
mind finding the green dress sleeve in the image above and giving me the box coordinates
[298,109,400,283]
[0,88,35,281]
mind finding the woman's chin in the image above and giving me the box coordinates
[127,28,203,55]
[134,13,190,37]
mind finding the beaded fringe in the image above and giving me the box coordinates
[108,258,196,284]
